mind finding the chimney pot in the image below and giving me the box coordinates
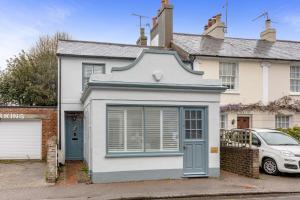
[208,18,213,27]
[260,19,276,42]
[203,14,225,39]
[265,19,271,29]
[162,0,169,6]
[136,27,147,46]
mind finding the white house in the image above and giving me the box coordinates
[57,40,225,183]
[151,0,300,130]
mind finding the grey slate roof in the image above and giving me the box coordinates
[57,40,156,59]
[172,33,300,61]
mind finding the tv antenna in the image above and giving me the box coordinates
[132,13,149,29]
[222,0,228,33]
[252,11,270,21]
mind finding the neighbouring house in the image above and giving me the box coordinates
[150,0,300,130]
[57,39,225,182]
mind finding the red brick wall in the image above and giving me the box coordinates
[0,107,57,160]
[220,146,260,178]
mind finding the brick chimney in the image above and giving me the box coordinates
[203,14,225,39]
[260,19,276,42]
[150,0,173,47]
[136,27,147,46]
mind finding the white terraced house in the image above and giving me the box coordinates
[149,1,300,130]
[57,17,226,183]
[57,0,300,183]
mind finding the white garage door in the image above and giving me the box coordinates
[0,120,42,159]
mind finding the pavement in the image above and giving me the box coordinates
[168,194,300,200]
[0,161,51,191]
[1,170,300,200]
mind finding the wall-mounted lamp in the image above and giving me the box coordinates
[231,119,235,125]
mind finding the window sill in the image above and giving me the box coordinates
[290,92,300,96]
[105,152,183,158]
[223,90,240,95]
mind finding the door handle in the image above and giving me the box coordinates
[183,145,186,150]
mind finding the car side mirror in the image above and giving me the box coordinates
[252,140,261,147]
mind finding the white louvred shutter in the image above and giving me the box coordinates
[107,107,124,152]
[145,108,161,151]
[162,108,179,151]
[126,107,144,151]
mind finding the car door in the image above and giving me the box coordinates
[252,133,263,166]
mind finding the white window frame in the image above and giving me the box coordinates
[290,66,300,93]
[107,106,180,155]
[82,63,105,89]
[220,113,228,130]
[219,62,239,91]
[275,115,291,129]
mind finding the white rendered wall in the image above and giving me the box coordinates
[59,56,134,162]
[88,89,221,173]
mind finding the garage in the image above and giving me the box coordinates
[0,120,42,159]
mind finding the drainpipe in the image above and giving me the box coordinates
[189,55,196,70]
[58,57,62,149]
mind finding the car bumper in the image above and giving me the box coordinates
[277,157,300,173]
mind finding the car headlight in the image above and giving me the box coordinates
[281,150,295,157]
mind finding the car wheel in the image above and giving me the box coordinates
[263,158,279,175]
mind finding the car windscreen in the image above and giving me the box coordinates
[258,132,299,145]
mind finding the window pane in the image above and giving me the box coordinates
[275,115,290,129]
[191,111,196,119]
[83,64,105,88]
[185,130,191,139]
[83,65,93,77]
[196,130,202,139]
[145,108,161,151]
[127,108,143,151]
[191,120,196,129]
[107,108,124,152]
[93,65,105,74]
[185,120,190,129]
[220,62,238,90]
[162,108,179,151]
[185,110,190,119]
[290,66,300,92]
[197,119,202,129]
[220,114,227,129]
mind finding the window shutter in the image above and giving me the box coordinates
[162,108,179,151]
[107,108,124,152]
[145,108,161,151]
[126,108,144,151]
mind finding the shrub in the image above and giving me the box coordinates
[277,127,300,141]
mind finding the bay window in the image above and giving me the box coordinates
[107,106,179,154]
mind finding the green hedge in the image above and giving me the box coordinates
[277,127,300,141]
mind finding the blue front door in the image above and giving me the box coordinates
[65,112,83,160]
[183,108,208,176]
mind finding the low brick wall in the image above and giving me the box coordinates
[46,136,57,183]
[220,146,260,178]
[0,106,57,160]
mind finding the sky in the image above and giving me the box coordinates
[1,0,300,70]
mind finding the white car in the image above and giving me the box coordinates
[251,128,300,175]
